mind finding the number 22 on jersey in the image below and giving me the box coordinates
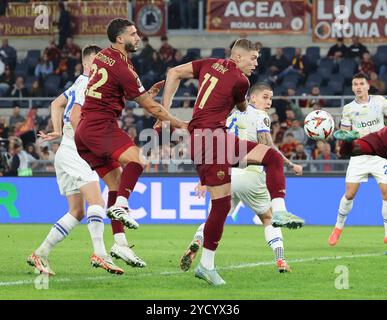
[196,73,219,109]
[86,63,108,99]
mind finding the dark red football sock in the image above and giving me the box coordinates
[108,191,125,234]
[203,195,231,251]
[261,148,286,199]
[117,162,144,199]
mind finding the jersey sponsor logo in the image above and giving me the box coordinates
[355,118,381,129]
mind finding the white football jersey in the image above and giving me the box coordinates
[341,95,387,137]
[226,104,270,173]
[226,104,271,142]
[61,74,88,146]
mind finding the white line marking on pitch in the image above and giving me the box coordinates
[0,252,383,287]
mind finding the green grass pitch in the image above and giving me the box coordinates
[0,224,386,300]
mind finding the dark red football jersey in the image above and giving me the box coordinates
[361,126,387,158]
[188,58,249,132]
[82,46,146,120]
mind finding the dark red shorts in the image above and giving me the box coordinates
[190,128,257,186]
[360,126,387,159]
[75,118,135,174]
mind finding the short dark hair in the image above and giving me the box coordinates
[249,82,272,95]
[352,72,369,81]
[107,18,134,43]
[82,45,102,58]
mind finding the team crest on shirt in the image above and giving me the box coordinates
[263,118,270,128]
[217,170,225,180]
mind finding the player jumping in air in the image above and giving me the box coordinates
[161,39,302,285]
[180,83,305,274]
[329,73,387,246]
[74,19,187,255]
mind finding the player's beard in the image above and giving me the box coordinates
[124,41,137,53]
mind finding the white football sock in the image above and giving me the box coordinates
[271,198,287,212]
[193,223,205,246]
[36,212,80,257]
[382,200,387,237]
[264,225,285,261]
[335,195,353,229]
[200,248,215,270]
[114,232,128,246]
[87,205,108,257]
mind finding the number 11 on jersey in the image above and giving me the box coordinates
[196,73,219,109]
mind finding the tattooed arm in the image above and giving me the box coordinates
[257,131,303,175]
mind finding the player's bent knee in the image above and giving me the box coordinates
[247,144,271,164]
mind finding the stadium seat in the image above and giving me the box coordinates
[186,48,201,59]
[317,58,334,80]
[171,87,191,108]
[259,47,271,64]
[283,47,295,62]
[14,62,29,78]
[306,72,323,87]
[282,73,300,89]
[327,74,345,94]
[343,85,354,96]
[25,50,41,73]
[379,72,387,86]
[339,58,357,81]
[0,100,11,107]
[319,86,334,96]
[43,74,61,96]
[295,86,309,96]
[210,48,226,59]
[25,76,38,92]
[305,46,321,65]
[374,46,387,67]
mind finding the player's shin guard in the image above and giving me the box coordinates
[203,196,231,251]
[261,148,286,199]
[36,213,80,257]
[264,225,285,261]
[382,200,387,239]
[116,162,144,207]
[336,195,353,229]
[87,205,108,257]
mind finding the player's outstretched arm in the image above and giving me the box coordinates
[257,131,303,175]
[162,62,194,111]
[38,94,67,142]
[134,93,187,129]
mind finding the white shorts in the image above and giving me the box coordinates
[229,167,271,216]
[346,155,387,184]
[54,144,99,196]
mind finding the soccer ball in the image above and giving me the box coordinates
[304,110,335,140]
